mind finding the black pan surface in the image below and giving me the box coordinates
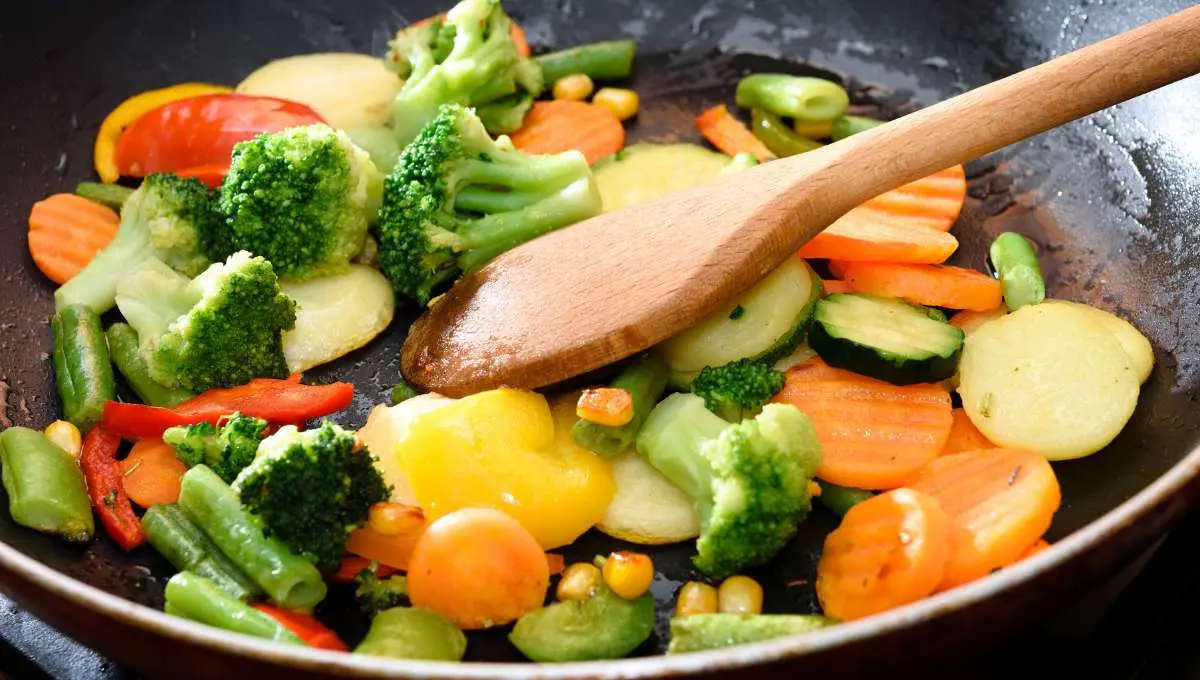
[1,0,1199,675]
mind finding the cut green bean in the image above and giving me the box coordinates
[164,572,303,645]
[75,182,133,211]
[177,465,326,610]
[572,352,670,456]
[106,323,195,408]
[355,607,466,661]
[750,109,823,157]
[51,305,116,432]
[735,75,849,122]
[0,427,93,542]
[534,40,637,86]
[142,504,262,602]
[817,482,874,517]
[989,232,1046,311]
[831,115,885,141]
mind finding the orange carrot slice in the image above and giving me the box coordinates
[695,104,776,162]
[842,262,1003,311]
[119,438,188,508]
[850,165,967,233]
[772,358,953,490]
[943,409,996,456]
[345,521,427,571]
[907,448,1061,590]
[821,279,853,294]
[510,100,625,165]
[798,222,958,264]
[28,194,120,284]
[816,487,952,621]
[827,260,852,279]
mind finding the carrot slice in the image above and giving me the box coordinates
[816,488,952,621]
[842,262,1003,311]
[821,279,853,294]
[545,552,565,576]
[907,448,1061,590]
[850,165,967,233]
[826,260,852,279]
[119,438,188,508]
[328,556,399,583]
[772,358,953,490]
[798,222,958,264]
[1017,538,1051,561]
[695,105,777,162]
[28,194,120,284]
[510,100,625,165]
[943,409,996,456]
[345,521,427,571]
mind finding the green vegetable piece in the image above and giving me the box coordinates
[106,323,195,408]
[816,482,874,517]
[572,351,670,456]
[831,115,885,141]
[720,152,760,175]
[592,143,735,214]
[750,109,824,157]
[729,305,745,320]
[355,569,409,617]
[51,305,116,432]
[989,232,1046,311]
[355,607,466,661]
[667,613,836,654]
[141,504,262,601]
[509,583,654,662]
[75,182,134,210]
[163,413,267,484]
[164,571,303,645]
[690,359,786,423]
[344,125,404,176]
[475,91,535,135]
[177,465,327,610]
[534,40,637,85]
[735,74,849,122]
[0,427,94,542]
[389,379,423,405]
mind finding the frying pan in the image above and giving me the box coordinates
[2,0,1199,677]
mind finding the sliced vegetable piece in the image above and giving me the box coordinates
[0,427,94,542]
[534,40,636,85]
[815,488,951,621]
[798,222,959,264]
[355,607,466,661]
[989,232,1046,310]
[1042,299,1154,384]
[593,143,735,213]
[908,449,1060,589]
[165,572,303,644]
[120,438,188,508]
[815,482,874,517]
[80,425,145,551]
[141,504,262,602]
[831,114,885,141]
[836,165,967,234]
[51,305,117,433]
[279,265,395,373]
[597,452,701,545]
[572,352,669,455]
[1018,538,1052,561]
[106,323,196,408]
[345,524,425,572]
[841,262,1003,311]
[252,604,348,651]
[356,394,457,505]
[236,53,403,131]
[667,613,836,653]
[695,104,776,162]
[735,75,849,122]
[949,307,1007,338]
[28,194,120,285]
[509,581,654,662]
[510,100,625,165]
[943,409,995,456]
[751,109,823,157]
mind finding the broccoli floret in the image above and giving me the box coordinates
[214,124,384,281]
[386,0,544,145]
[376,103,601,304]
[636,393,822,578]
[355,567,409,617]
[163,413,269,484]
[232,422,391,572]
[55,173,217,313]
[114,251,296,392]
[691,359,786,422]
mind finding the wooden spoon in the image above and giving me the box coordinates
[402,6,1200,397]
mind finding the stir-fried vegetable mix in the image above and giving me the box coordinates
[10,0,1156,663]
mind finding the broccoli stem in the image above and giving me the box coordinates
[463,149,592,193]
[635,393,728,506]
[53,209,152,314]
[455,187,549,214]
[572,352,670,456]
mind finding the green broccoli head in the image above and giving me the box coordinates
[355,568,409,617]
[232,421,391,572]
[163,413,269,484]
[386,0,544,145]
[54,173,217,314]
[214,124,383,281]
[114,251,296,393]
[376,103,600,304]
[163,421,219,468]
[636,393,822,578]
[691,359,787,422]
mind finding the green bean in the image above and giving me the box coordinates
[0,427,93,542]
[817,482,874,517]
[177,466,326,610]
[572,352,670,456]
[750,109,824,157]
[51,305,116,432]
[989,232,1046,311]
[75,182,133,211]
[831,115,885,141]
[534,40,637,86]
[354,607,466,661]
[735,75,849,122]
[105,323,195,408]
[164,572,303,645]
[142,504,262,602]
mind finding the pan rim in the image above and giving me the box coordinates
[0,439,1196,677]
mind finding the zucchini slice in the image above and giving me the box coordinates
[810,293,964,385]
[594,143,740,213]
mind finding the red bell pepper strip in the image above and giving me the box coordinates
[328,556,399,584]
[113,94,324,180]
[251,604,348,651]
[174,164,231,189]
[100,378,355,439]
[79,425,145,551]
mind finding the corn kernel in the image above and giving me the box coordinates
[808,481,822,498]
[593,88,639,121]
[793,119,834,140]
[367,502,424,536]
[675,581,719,617]
[576,387,634,427]
[556,562,602,602]
[602,550,654,600]
[43,420,82,460]
[718,575,763,614]
[553,73,595,102]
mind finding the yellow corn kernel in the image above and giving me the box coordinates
[556,562,602,602]
[793,119,834,140]
[43,420,82,460]
[553,73,595,102]
[718,575,764,614]
[675,581,719,617]
[808,480,822,498]
[367,502,425,536]
[593,88,639,121]
[602,550,654,600]
[576,387,634,427]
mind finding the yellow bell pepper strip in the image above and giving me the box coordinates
[93,82,233,183]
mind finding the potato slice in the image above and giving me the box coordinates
[597,453,700,545]
[1042,299,1154,384]
[281,265,394,373]
[237,53,402,131]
